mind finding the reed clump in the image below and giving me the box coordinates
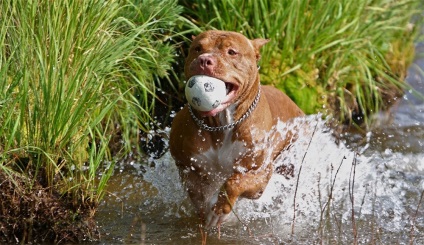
[0,0,182,242]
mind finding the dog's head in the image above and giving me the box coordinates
[185,30,269,116]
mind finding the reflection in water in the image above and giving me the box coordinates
[96,56,423,245]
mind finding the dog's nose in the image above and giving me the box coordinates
[198,54,216,69]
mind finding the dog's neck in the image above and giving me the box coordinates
[218,104,236,126]
[234,80,261,120]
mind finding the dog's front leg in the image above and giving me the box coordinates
[182,168,213,224]
[205,163,273,228]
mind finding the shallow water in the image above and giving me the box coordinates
[96,51,424,244]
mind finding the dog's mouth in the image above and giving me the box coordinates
[199,81,238,117]
[223,82,238,103]
[225,82,234,94]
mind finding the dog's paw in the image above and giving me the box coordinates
[205,198,235,229]
[205,207,230,229]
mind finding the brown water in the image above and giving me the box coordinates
[95,46,424,245]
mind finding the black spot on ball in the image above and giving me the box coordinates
[192,97,202,107]
[212,100,220,108]
[188,79,196,88]
[204,82,215,92]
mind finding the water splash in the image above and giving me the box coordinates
[135,115,423,244]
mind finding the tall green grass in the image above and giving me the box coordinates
[180,0,422,126]
[0,0,183,241]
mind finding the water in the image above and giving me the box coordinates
[96,52,424,244]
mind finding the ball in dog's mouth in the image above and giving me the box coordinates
[185,75,226,111]
[185,75,239,117]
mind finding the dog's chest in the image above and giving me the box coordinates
[189,130,246,182]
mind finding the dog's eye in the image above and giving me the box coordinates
[194,46,201,52]
[228,49,238,56]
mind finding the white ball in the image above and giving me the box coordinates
[185,75,227,112]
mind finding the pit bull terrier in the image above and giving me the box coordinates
[169,30,304,229]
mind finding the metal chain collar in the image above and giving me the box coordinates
[188,88,261,132]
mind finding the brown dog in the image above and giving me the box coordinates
[170,30,304,228]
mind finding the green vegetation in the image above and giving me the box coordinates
[180,0,422,125]
[0,0,183,242]
[0,0,422,243]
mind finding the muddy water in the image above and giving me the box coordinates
[96,48,424,244]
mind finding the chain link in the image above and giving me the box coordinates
[188,88,261,132]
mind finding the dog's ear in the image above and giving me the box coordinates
[251,38,270,61]
[191,35,196,40]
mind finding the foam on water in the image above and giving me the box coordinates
[141,115,424,243]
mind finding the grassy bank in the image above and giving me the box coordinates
[179,0,423,126]
[0,0,183,242]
